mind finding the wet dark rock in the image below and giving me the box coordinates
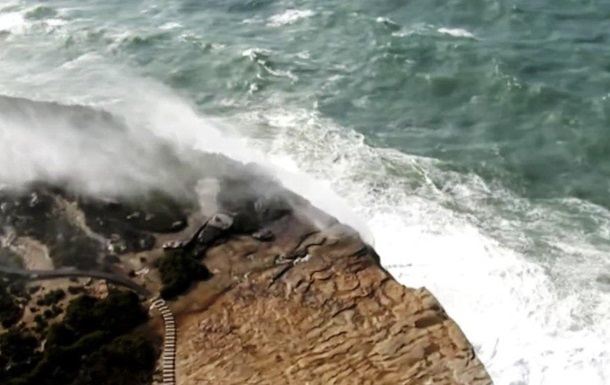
[194,214,234,250]
[207,213,234,230]
[0,185,102,269]
[80,204,156,255]
[0,186,57,240]
[77,191,190,256]
[82,191,189,234]
[253,195,292,222]
[194,227,225,253]
[216,176,292,232]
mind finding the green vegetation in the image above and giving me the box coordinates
[36,289,65,307]
[0,290,157,385]
[28,286,40,295]
[48,232,100,270]
[42,305,62,320]
[67,286,85,295]
[33,314,47,334]
[157,249,211,300]
[70,334,156,385]
[0,280,22,329]
[0,327,40,382]
[7,280,29,303]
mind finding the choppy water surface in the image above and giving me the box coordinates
[1,1,610,384]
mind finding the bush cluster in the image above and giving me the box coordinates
[48,232,100,270]
[0,290,156,385]
[156,250,211,300]
[0,281,22,329]
[36,289,66,307]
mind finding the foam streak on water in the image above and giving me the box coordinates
[267,9,315,27]
[437,27,476,39]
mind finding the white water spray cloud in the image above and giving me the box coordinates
[0,57,372,239]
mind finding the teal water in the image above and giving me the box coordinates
[1,1,610,384]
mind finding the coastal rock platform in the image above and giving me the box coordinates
[0,154,492,385]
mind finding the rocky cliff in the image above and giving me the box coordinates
[0,154,492,385]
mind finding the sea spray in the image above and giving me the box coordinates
[0,70,372,240]
[236,104,610,385]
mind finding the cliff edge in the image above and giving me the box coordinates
[171,184,492,385]
[0,154,492,385]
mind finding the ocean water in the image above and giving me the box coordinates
[1,1,610,384]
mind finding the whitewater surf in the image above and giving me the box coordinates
[1,1,609,384]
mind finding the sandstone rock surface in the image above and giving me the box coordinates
[0,154,493,385]
[169,189,492,385]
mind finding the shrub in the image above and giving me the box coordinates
[48,234,99,270]
[0,328,38,363]
[67,286,85,295]
[24,291,156,385]
[35,289,65,307]
[0,283,22,329]
[157,250,211,300]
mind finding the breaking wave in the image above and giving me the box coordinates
[267,9,315,27]
[234,105,610,385]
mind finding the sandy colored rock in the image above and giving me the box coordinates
[173,221,492,385]
[0,159,492,385]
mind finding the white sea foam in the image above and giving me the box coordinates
[234,106,610,385]
[390,24,471,39]
[0,6,66,36]
[241,47,272,60]
[159,22,182,30]
[267,9,314,27]
[376,16,398,27]
[241,48,298,82]
[438,27,476,39]
[0,11,25,33]
[391,23,431,38]
[0,55,369,237]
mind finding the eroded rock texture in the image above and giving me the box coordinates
[0,152,492,385]
[173,223,492,385]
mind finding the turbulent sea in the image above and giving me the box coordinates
[1,1,610,384]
